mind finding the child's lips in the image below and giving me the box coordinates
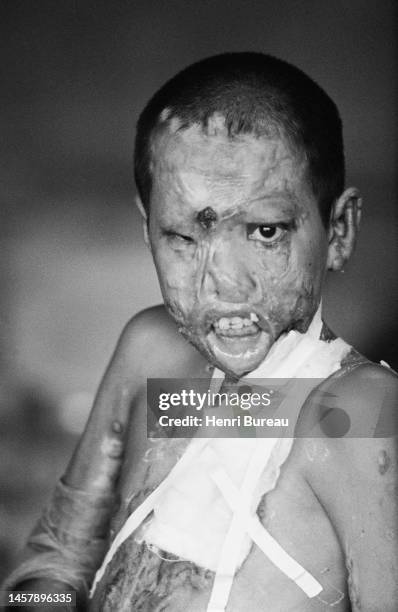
[206,325,272,376]
[207,327,264,351]
[200,310,275,375]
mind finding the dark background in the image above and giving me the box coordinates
[0,0,396,582]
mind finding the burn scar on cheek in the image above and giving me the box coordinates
[254,237,291,279]
[244,229,315,319]
[151,237,210,334]
[377,450,391,475]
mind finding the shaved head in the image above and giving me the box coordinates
[134,52,345,227]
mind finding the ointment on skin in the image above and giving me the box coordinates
[146,116,329,377]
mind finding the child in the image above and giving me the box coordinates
[5,53,398,611]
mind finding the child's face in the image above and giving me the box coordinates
[147,119,329,377]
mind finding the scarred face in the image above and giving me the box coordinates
[145,117,330,377]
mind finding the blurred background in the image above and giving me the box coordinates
[0,0,396,582]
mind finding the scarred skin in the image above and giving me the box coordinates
[84,306,398,612]
[13,335,398,612]
[147,120,327,377]
[10,118,398,611]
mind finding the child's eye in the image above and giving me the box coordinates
[165,230,195,245]
[247,224,287,245]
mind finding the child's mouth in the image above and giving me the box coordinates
[212,312,260,337]
[205,311,272,376]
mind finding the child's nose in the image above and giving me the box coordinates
[200,242,261,303]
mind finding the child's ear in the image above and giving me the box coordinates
[326,187,362,271]
[135,196,151,249]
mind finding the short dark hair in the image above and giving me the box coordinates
[134,52,345,226]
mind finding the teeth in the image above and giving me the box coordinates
[231,317,243,328]
[214,313,259,330]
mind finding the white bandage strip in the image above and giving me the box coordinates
[210,464,322,608]
[90,436,210,596]
[205,440,279,611]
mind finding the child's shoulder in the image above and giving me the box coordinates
[297,351,398,440]
[121,304,179,348]
[292,352,398,518]
[115,304,208,378]
[320,355,397,436]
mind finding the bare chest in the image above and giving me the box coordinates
[92,439,349,611]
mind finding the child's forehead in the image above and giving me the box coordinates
[150,112,298,175]
[151,115,304,179]
[149,113,310,215]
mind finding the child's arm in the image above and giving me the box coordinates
[340,435,398,611]
[299,363,398,610]
[3,315,146,608]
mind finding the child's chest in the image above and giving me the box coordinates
[92,435,349,611]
